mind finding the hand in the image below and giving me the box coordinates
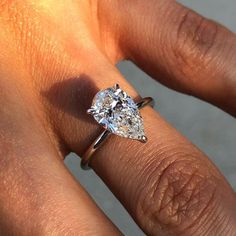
[0,1,236,235]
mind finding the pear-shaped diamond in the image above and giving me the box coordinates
[88,85,146,141]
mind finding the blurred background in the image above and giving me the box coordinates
[65,1,236,235]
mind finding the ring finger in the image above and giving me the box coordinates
[50,50,236,235]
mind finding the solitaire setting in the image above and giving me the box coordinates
[81,84,153,170]
[87,84,147,142]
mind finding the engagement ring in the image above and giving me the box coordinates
[81,84,153,170]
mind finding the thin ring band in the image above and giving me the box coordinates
[81,97,154,170]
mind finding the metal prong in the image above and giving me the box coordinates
[87,108,95,114]
[114,84,120,90]
[136,97,154,109]
[139,135,148,143]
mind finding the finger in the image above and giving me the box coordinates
[55,56,236,235]
[0,61,121,235]
[101,0,236,116]
[94,107,236,236]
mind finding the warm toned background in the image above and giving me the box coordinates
[65,1,236,235]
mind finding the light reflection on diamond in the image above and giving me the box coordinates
[89,86,145,140]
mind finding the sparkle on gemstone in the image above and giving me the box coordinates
[88,85,146,141]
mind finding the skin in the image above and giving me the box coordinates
[0,0,236,235]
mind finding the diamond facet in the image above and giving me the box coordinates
[88,85,146,141]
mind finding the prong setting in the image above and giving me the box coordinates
[114,84,120,90]
[87,108,95,115]
[88,85,147,141]
[139,135,148,143]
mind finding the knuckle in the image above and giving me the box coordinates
[137,154,218,234]
[173,9,218,75]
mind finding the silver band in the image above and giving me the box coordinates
[81,97,153,170]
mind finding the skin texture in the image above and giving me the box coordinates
[0,0,236,235]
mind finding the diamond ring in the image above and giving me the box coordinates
[81,84,153,170]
